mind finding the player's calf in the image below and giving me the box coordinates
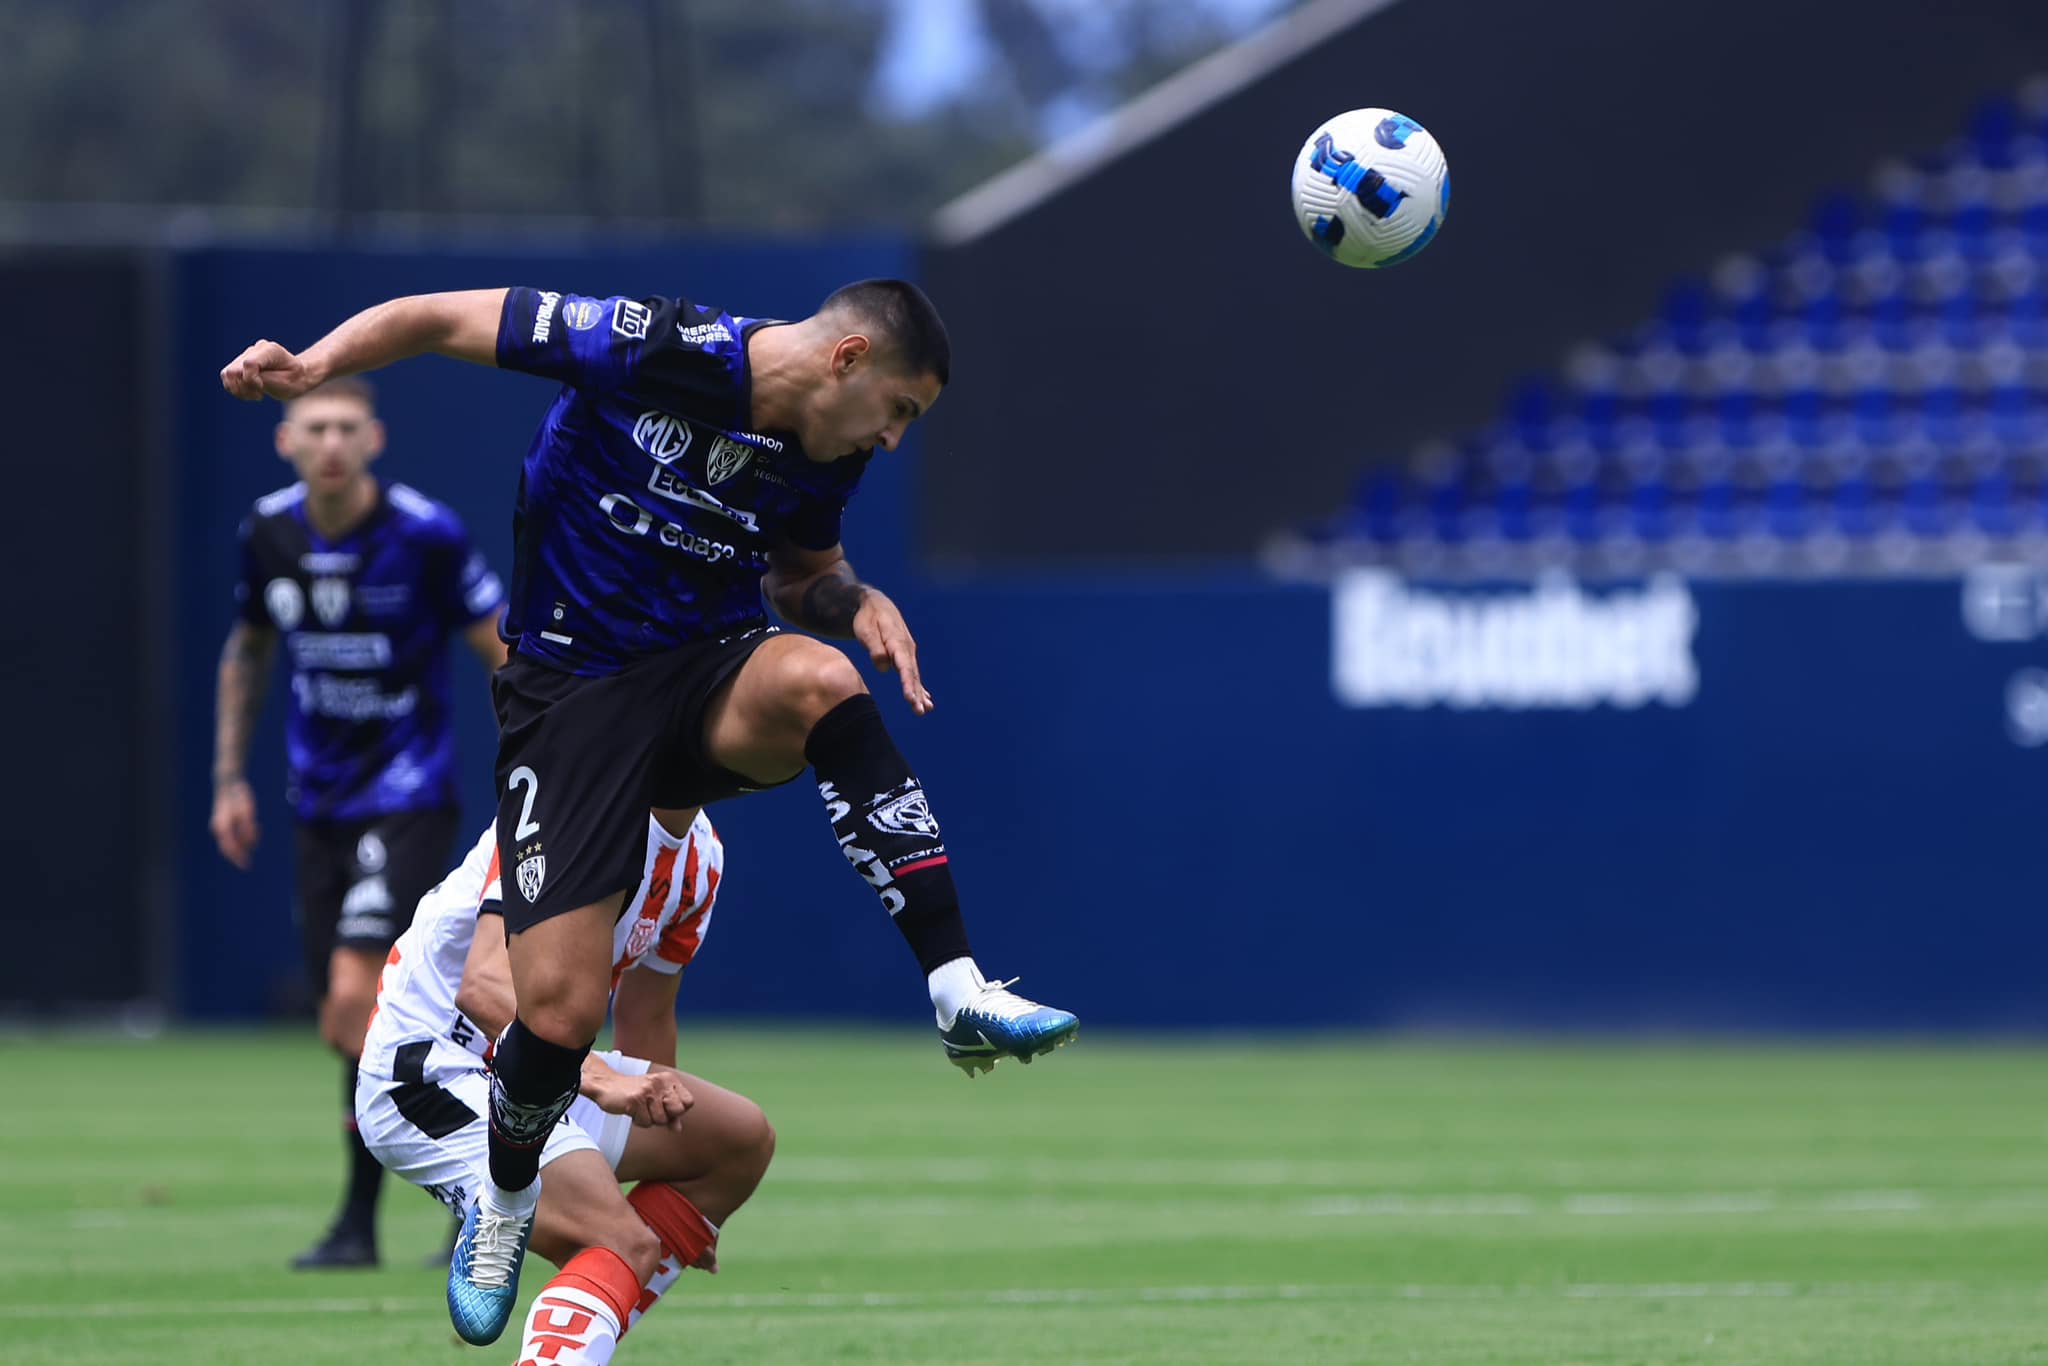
[528,1152,665,1284]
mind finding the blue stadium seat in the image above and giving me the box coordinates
[1313,79,2048,574]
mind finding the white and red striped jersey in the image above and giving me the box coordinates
[359,811,723,1083]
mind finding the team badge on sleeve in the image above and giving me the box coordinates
[612,300,652,341]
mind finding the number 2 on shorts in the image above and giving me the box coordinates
[508,765,542,840]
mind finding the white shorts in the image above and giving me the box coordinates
[355,1050,652,1214]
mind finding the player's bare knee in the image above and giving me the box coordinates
[742,1105,776,1179]
[515,968,610,1046]
[786,647,866,728]
[519,998,606,1049]
[604,1207,663,1282]
[720,1102,776,1197]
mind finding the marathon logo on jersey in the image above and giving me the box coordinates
[531,290,563,344]
[265,578,305,630]
[704,435,753,485]
[562,299,602,331]
[517,854,547,903]
[612,299,653,341]
[645,466,761,531]
[733,431,785,453]
[633,410,694,465]
[676,320,734,347]
[311,577,350,627]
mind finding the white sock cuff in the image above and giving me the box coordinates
[928,956,986,1026]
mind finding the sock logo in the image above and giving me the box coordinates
[867,783,940,838]
[491,1078,575,1145]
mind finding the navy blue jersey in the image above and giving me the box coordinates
[494,287,872,675]
[236,481,506,823]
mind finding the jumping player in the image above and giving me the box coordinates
[210,376,508,1268]
[357,807,769,1361]
[220,279,1076,1339]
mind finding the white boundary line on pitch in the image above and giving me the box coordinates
[12,1188,2048,1236]
[0,1281,2027,1322]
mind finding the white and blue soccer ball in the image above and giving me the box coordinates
[1290,108,1450,269]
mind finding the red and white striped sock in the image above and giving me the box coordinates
[623,1182,719,1332]
[513,1246,640,1366]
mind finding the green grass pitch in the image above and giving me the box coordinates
[4,1030,2047,1364]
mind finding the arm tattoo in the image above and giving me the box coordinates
[213,623,277,786]
[796,563,870,637]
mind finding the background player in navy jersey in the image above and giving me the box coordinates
[220,279,1076,1341]
[210,376,510,1269]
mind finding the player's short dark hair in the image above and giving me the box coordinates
[820,279,951,386]
[288,375,378,414]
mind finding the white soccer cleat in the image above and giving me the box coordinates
[938,975,1079,1076]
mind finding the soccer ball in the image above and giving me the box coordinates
[1290,108,1450,268]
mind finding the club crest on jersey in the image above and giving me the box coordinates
[868,785,941,838]
[705,435,754,485]
[633,410,694,465]
[264,578,304,630]
[625,912,659,960]
[517,854,547,903]
[311,577,350,627]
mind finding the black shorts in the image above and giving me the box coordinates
[492,626,789,934]
[294,805,460,994]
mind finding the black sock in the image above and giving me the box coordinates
[487,1017,590,1193]
[339,1059,381,1233]
[805,694,973,976]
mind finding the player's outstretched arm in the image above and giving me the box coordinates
[763,541,933,715]
[209,620,276,870]
[219,289,509,401]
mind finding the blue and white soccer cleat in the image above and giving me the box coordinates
[446,1188,537,1345]
[939,976,1079,1075]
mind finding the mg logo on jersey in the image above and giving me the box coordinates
[869,784,941,838]
[264,578,304,630]
[705,435,753,485]
[633,411,694,465]
[517,854,547,903]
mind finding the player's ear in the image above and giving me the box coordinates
[366,417,388,460]
[273,416,294,461]
[832,333,871,377]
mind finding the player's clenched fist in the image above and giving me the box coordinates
[605,1070,695,1129]
[220,340,323,402]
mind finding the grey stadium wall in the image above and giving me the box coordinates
[917,0,2048,563]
